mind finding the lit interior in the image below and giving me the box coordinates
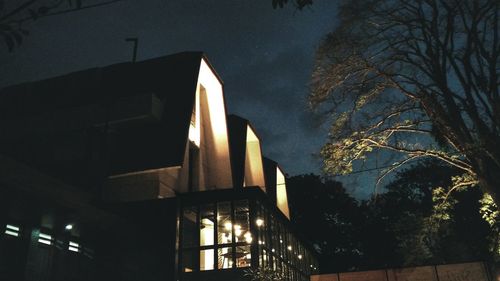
[276,167,290,219]
[244,125,266,192]
[200,249,214,270]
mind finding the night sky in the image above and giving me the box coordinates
[0,1,378,198]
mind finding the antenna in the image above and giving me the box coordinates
[125,38,138,62]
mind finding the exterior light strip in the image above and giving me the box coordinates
[38,238,52,245]
[68,241,80,252]
[38,233,53,245]
[68,246,80,252]
[5,224,20,237]
[5,230,19,237]
[39,233,52,240]
[6,224,20,231]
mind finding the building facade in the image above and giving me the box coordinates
[0,52,318,281]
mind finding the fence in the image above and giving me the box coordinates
[311,261,492,281]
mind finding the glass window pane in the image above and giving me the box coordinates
[236,245,251,268]
[217,202,232,244]
[217,247,233,269]
[200,204,215,246]
[234,200,250,244]
[182,249,197,272]
[182,206,197,248]
[200,249,214,271]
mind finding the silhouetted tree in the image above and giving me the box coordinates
[303,0,500,206]
[287,174,363,272]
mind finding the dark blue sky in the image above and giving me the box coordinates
[0,0,380,198]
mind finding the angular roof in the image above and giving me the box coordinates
[0,52,222,187]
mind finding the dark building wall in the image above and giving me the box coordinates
[97,199,179,281]
[0,179,179,281]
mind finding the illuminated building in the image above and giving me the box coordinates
[0,52,318,281]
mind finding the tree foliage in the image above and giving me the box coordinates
[287,164,498,272]
[0,0,123,52]
[309,0,500,204]
[287,174,363,271]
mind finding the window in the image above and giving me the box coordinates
[218,247,232,269]
[200,249,214,270]
[236,245,251,268]
[182,249,196,273]
[200,204,215,247]
[217,202,232,244]
[180,200,253,273]
[182,207,198,248]
[233,200,250,244]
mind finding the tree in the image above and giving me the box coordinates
[287,174,363,272]
[304,0,500,205]
[0,0,123,52]
[371,160,493,266]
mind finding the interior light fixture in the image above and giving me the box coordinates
[255,218,264,227]
[244,232,253,243]
[234,224,242,236]
[65,224,73,231]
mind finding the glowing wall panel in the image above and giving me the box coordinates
[244,125,266,192]
[276,167,290,219]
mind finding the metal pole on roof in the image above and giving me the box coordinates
[125,38,138,62]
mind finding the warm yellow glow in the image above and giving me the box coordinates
[276,167,290,219]
[244,232,253,243]
[224,222,232,231]
[234,224,242,236]
[195,58,233,189]
[255,218,264,227]
[298,254,303,260]
[244,125,266,191]
[200,249,214,271]
[287,245,292,251]
[201,218,214,246]
[198,59,227,144]
[188,85,201,146]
